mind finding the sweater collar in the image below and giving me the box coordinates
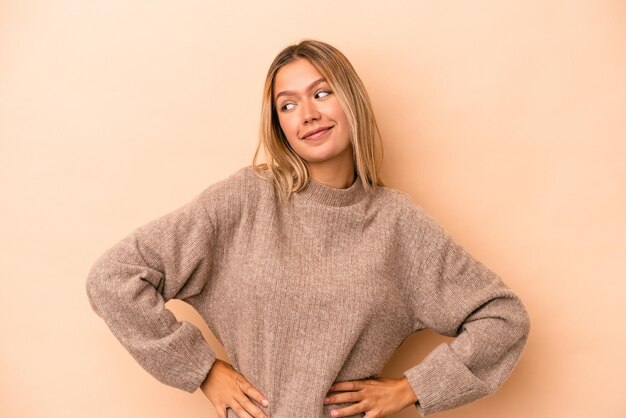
[294,172,366,207]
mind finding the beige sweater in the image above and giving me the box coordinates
[85,165,530,417]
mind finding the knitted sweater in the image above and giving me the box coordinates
[85,165,530,417]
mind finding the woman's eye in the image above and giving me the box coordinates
[280,103,295,112]
[316,90,331,99]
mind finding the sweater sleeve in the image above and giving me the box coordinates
[401,207,530,416]
[85,189,218,393]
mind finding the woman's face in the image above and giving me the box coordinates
[273,58,352,170]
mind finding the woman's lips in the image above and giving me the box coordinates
[303,126,332,141]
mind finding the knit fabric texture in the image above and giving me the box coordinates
[85,165,530,417]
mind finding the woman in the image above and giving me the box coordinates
[86,39,530,418]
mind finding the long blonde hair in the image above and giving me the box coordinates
[252,39,385,203]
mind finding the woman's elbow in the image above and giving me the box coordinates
[85,254,114,316]
[510,297,531,344]
[85,263,103,315]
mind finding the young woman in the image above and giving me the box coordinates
[86,40,530,418]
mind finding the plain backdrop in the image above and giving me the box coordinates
[1,1,625,417]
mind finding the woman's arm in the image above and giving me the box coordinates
[85,189,218,393]
[401,207,531,416]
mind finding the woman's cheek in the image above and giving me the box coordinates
[284,119,300,142]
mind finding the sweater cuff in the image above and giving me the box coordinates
[402,343,490,416]
[165,322,217,393]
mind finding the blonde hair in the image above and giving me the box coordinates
[252,39,385,203]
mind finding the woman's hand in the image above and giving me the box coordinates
[200,359,269,418]
[324,376,418,417]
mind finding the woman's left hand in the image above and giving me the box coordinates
[324,376,418,417]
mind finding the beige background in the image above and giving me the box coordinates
[1,1,624,417]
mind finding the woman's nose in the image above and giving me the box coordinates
[301,100,321,124]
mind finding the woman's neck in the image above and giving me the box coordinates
[307,148,356,189]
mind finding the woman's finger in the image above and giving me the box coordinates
[329,380,365,392]
[234,392,268,418]
[230,400,255,418]
[325,390,362,405]
[240,380,269,408]
[215,406,228,418]
[329,401,366,417]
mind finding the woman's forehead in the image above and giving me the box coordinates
[274,59,327,99]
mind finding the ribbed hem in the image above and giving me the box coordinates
[294,173,366,207]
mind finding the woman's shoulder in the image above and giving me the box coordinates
[370,184,446,234]
[370,183,424,215]
[195,165,274,215]
[199,164,267,195]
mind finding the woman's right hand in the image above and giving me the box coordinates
[200,359,270,418]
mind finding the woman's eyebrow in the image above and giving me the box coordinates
[275,78,327,101]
